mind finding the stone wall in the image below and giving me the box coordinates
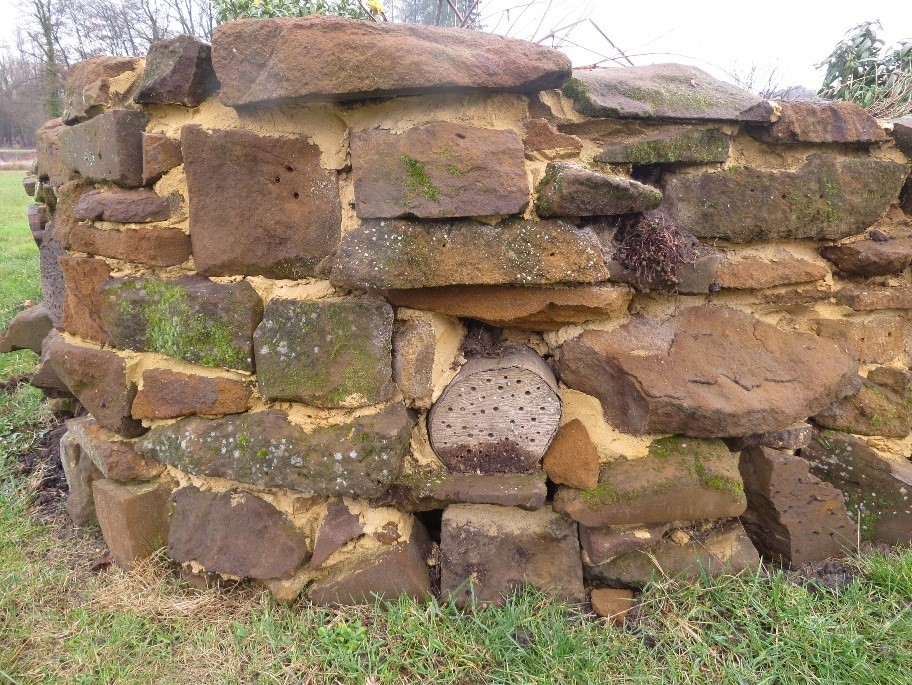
[5,16,912,608]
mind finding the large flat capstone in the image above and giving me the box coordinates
[212,16,571,106]
[136,404,415,498]
[554,305,860,437]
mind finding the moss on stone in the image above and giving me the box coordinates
[561,77,590,104]
[620,129,728,165]
[401,155,440,202]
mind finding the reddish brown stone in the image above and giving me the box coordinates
[62,56,144,124]
[555,306,860,437]
[0,304,52,354]
[93,479,172,571]
[746,101,887,144]
[542,419,600,490]
[168,486,310,579]
[534,162,662,217]
[182,124,341,278]
[59,430,102,526]
[310,499,364,567]
[36,118,76,185]
[724,423,814,452]
[591,588,635,623]
[65,223,191,267]
[142,133,183,184]
[74,188,173,223]
[386,284,631,331]
[352,123,528,219]
[716,250,830,289]
[523,118,582,158]
[134,35,219,107]
[815,317,906,364]
[212,16,570,107]
[580,523,669,565]
[58,110,148,187]
[820,238,912,277]
[739,446,854,565]
[59,256,113,346]
[835,286,912,311]
[892,117,912,156]
[50,179,94,247]
[27,204,48,242]
[46,332,144,437]
[66,416,164,481]
[371,473,548,512]
[131,368,251,419]
[814,371,912,438]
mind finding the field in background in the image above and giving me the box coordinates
[0,151,36,172]
[1,170,911,684]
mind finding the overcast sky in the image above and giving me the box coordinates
[1,0,910,91]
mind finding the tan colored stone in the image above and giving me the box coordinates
[815,317,906,364]
[67,416,165,481]
[835,286,912,311]
[131,368,251,419]
[523,118,582,159]
[59,256,113,346]
[58,110,148,187]
[93,479,171,571]
[542,419,600,490]
[716,250,830,289]
[36,118,76,185]
[591,588,635,623]
[59,430,102,526]
[535,162,662,217]
[62,56,144,124]
[142,133,183,184]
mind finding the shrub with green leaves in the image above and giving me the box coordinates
[214,0,373,23]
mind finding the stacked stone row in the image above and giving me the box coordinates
[4,16,912,608]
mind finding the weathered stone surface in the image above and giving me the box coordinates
[372,473,548,512]
[132,368,251,420]
[39,234,65,327]
[523,118,582,159]
[50,179,93,247]
[594,125,731,164]
[59,256,112,346]
[441,504,584,606]
[58,110,148,187]
[34,181,56,209]
[100,276,262,371]
[23,175,37,197]
[739,446,854,565]
[36,118,76,185]
[212,16,570,106]
[311,499,364,567]
[534,162,662,217]
[724,424,814,453]
[60,430,102,526]
[716,250,830,289]
[27,204,48,243]
[30,335,71,396]
[563,65,767,121]
[555,306,860,437]
[902,178,912,216]
[135,35,219,107]
[428,345,561,473]
[74,188,173,223]
[892,117,912,156]
[820,237,912,277]
[254,298,393,408]
[580,523,669,566]
[306,524,433,605]
[815,317,906,364]
[585,522,760,587]
[65,223,192,267]
[330,219,609,290]
[168,486,309,579]
[802,431,912,544]
[591,588,636,623]
[814,370,912,438]
[136,404,414,498]
[352,123,528,219]
[62,56,144,124]
[660,154,908,242]
[553,437,746,526]
[542,419,600,490]
[66,416,164,481]
[93,479,171,571]
[746,101,887,144]
[142,133,183,184]
[760,285,835,307]
[392,318,435,402]
[0,304,52,354]
[46,332,144,437]
[835,285,912,311]
[182,125,341,278]
[388,284,630,332]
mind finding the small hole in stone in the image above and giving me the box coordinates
[285,164,294,172]
[293,192,300,199]
[274,176,281,183]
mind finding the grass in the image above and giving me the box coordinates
[2,169,912,683]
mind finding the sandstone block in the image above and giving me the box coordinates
[132,368,251,420]
[66,416,165,481]
[716,250,830,289]
[330,218,609,290]
[835,285,912,311]
[74,188,173,223]
[39,234,65,327]
[182,125,341,278]
[660,154,907,242]
[59,256,112,346]
[372,473,547,512]
[59,430,102,526]
[892,117,912,156]
[820,237,912,277]
[136,404,414,498]
[64,224,192,267]
[311,499,364,567]
[542,419,600,490]
[62,56,144,124]
[553,436,745,526]
[563,65,767,121]
[591,588,636,623]
[59,110,147,187]
[30,335,71,396]
[212,16,570,106]
[746,101,887,144]
[352,123,528,219]
[93,479,172,571]
[168,486,309,579]
[36,118,76,185]
[814,370,912,438]
[441,504,584,606]
[555,306,860,437]
[50,179,94,247]
[391,311,462,403]
[134,35,219,107]
[100,275,262,371]
[23,174,37,197]
[46,332,144,437]
[523,118,582,159]
[815,317,906,364]
[0,304,52,354]
[27,204,48,240]
[724,423,814,452]
[534,162,662,217]
[580,523,669,566]
[254,298,393,408]
[142,133,183,184]
[594,125,730,164]
[802,431,912,544]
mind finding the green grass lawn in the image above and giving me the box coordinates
[1,169,912,684]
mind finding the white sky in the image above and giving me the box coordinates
[0,0,910,91]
